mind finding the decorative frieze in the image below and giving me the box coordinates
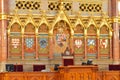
[15,0,41,10]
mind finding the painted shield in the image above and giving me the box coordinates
[39,38,47,48]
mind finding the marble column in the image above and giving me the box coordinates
[111,0,120,64]
[0,0,9,72]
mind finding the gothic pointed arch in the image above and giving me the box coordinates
[100,25,109,34]
[7,10,23,60]
[38,23,49,33]
[24,14,36,34]
[74,16,85,34]
[87,17,97,35]
[87,16,97,28]
[100,18,113,37]
[51,2,74,36]
[24,23,35,34]
[99,18,112,59]
[25,14,36,27]
[10,23,21,33]
[86,16,98,59]
[23,14,36,59]
[74,16,85,58]
[38,13,50,33]
[8,11,22,35]
[53,20,70,54]
[37,14,49,57]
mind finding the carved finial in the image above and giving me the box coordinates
[102,12,108,18]
[41,10,46,17]
[77,11,81,17]
[59,0,64,10]
[14,9,18,15]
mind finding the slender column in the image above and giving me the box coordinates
[49,36,54,59]
[84,28,87,59]
[22,32,24,60]
[97,39,100,59]
[70,36,74,54]
[109,39,112,59]
[111,0,120,64]
[84,38,87,59]
[35,36,38,59]
[0,0,9,72]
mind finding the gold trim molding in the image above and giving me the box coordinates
[112,17,119,23]
[0,14,7,20]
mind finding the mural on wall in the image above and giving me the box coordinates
[99,25,110,58]
[99,38,110,55]
[74,38,84,55]
[54,27,69,53]
[10,38,21,52]
[38,24,49,55]
[7,0,113,60]
[8,23,22,59]
[54,21,70,54]
[38,38,48,54]
[56,31,67,47]
[74,39,82,48]
[100,38,108,49]
[86,24,97,58]
[24,37,36,53]
[39,38,47,48]
[74,24,84,56]
[24,23,36,59]
[87,38,97,54]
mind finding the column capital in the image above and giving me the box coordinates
[0,14,8,20]
[112,17,119,23]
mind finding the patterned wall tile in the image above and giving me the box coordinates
[79,3,102,12]
[48,1,72,11]
[16,0,41,10]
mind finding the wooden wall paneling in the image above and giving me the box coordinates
[103,71,120,80]
[0,71,120,80]
[0,73,4,80]
[96,71,103,80]
[4,72,25,80]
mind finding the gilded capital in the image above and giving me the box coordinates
[0,14,7,20]
[112,17,119,23]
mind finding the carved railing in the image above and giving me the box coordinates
[0,71,120,80]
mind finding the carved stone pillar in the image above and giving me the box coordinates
[0,0,9,72]
[111,0,120,64]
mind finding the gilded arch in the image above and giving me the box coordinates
[38,13,50,34]
[8,13,22,35]
[100,18,113,37]
[87,17,97,35]
[10,23,21,32]
[50,2,74,37]
[74,16,85,34]
[24,14,36,34]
